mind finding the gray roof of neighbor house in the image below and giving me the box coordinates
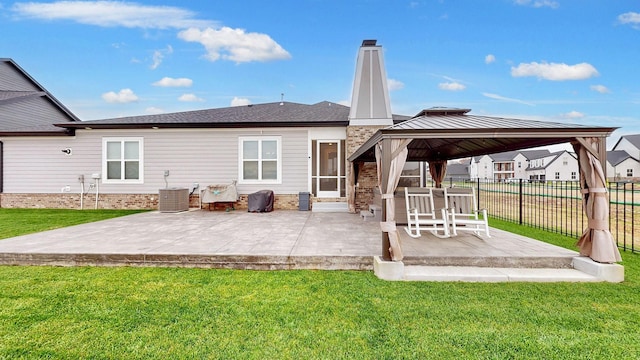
[526,150,573,170]
[446,163,470,178]
[349,107,617,163]
[490,150,521,162]
[613,134,640,150]
[490,149,551,162]
[58,101,412,130]
[0,58,79,136]
[607,150,635,166]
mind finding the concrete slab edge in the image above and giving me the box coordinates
[373,256,404,281]
[571,256,625,283]
[0,253,374,271]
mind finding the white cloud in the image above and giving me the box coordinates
[511,61,599,81]
[618,12,640,29]
[150,45,173,70]
[178,93,204,102]
[513,0,559,9]
[152,77,193,87]
[12,1,215,29]
[178,26,291,63]
[102,88,138,103]
[561,111,585,119]
[230,97,251,107]
[590,85,611,94]
[482,92,534,106]
[438,82,466,91]
[485,54,496,64]
[338,100,350,107]
[145,107,164,114]
[387,78,404,91]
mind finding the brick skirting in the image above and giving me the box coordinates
[0,193,308,211]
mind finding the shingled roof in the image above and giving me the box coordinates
[607,150,635,166]
[57,101,410,130]
[0,58,79,136]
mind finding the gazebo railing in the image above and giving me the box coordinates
[437,178,639,254]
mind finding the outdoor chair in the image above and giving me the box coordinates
[404,187,450,238]
[445,187,490,238]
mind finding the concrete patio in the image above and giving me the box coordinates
[0,209,622,282]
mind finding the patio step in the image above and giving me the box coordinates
[403,266,599,282]
[374,256,624,283]
[312,202,349,213]
[402,255,575,269]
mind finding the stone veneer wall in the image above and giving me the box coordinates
[346,125,386,212]
[0,193,302,211]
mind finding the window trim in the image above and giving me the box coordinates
[238,136,282,184]
[102,137,144,184]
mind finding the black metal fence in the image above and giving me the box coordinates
[438,178,639,254]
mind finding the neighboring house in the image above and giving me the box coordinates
[470,155,493,181]
[608,134,640,181]
[469,149,552,182]
[526,150,578,182]
[607,150,640,181]
[611,134,640,161]
[490,151,518,182]
[446,159,471,182]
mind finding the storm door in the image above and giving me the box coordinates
[312,140,345,198]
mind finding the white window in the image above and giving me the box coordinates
[555,172,560,180]
[102,137,143,184]
[627,169,633,177]
[571,171,577,180]
[239,137,281,184]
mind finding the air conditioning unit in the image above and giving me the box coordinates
[159,188,189,213]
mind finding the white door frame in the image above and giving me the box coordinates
[314,140,341,198]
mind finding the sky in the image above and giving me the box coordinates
[1,0,639,146]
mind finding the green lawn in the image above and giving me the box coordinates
[0,211,639,359]
[0,208,145,239]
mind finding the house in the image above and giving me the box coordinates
[470,154,493,181]
[607,150,640,181]
[611,134,640,161]
[608,134,640,181]
[0,58,80,196]
[445,159,471,183]
[0,41,410,212]
[526,150,578,182]
[469,149,553,182]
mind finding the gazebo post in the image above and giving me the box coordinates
[380,139,392,261]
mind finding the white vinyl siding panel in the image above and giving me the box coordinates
[1,128,309,195]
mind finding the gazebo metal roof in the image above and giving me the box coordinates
[348,108,617,163]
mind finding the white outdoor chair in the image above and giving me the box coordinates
[445,187,490,238]
[404,187,450,238]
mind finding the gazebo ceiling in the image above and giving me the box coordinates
[348,111,618,163]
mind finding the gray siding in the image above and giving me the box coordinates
[1,127,311,195]
[0,97,73,131]
[0,62,39,91]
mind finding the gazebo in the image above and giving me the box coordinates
[347,107,622,265]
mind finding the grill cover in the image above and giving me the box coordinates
[248,190,274,212]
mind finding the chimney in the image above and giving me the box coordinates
[348,40,393,126]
